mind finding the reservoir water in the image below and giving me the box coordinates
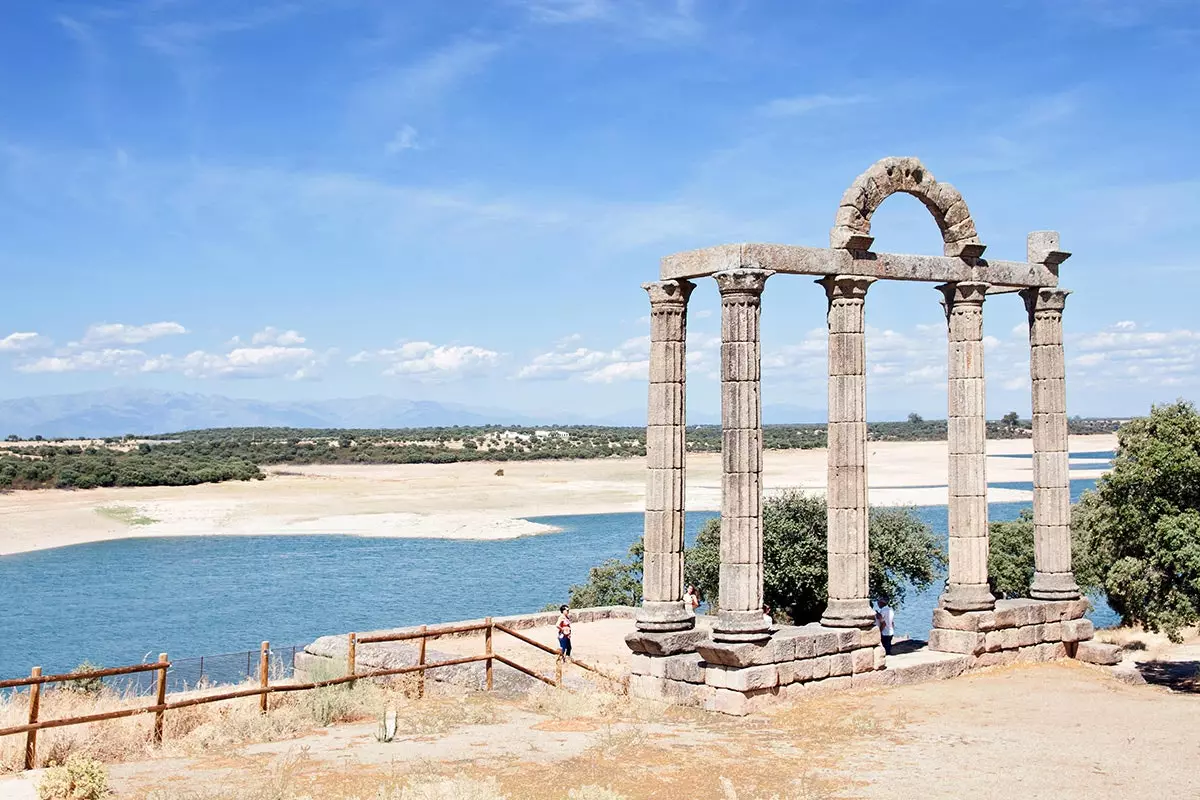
[0,454,1118,682]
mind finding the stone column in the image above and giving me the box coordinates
[819,275,876,628]
[938,281,996,612]
[638,279,696,632]
[1021,285,1081,600]
[713,269,773,644]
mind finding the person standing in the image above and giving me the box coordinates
[875,597,895,655]
[556,605,573,662]
[684,585,700,614]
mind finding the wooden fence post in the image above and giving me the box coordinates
[484,618,493,692]
[347,633,357,681]
[555,657,563,688]
[24,667,40,771]
[259,642,270,714]
[153,654,167,745]
[417,625,427,699]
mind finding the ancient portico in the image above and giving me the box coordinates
[626,156,1101,714]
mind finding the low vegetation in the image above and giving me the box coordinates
[561,491,945,624]
[0,416,1120,492]
[988,400,1199,641]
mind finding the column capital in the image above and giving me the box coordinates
[714,269,773,298]
[817,274,875,301]
[1020,286,1070,315]
[937,281,989,309]
[643,279,695,306]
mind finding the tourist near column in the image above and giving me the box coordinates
[938,281,996,612]
[637,279,697,633]
[712,268,773,644]
[819,275,876,628]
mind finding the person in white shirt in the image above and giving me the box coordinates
[875,596,895,655]
[762,604,773,628]
[683,585,700,615]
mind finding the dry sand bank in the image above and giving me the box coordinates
[0,434,1116,556]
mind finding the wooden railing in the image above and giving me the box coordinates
[1,617,626,771]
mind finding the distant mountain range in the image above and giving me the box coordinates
[0,389,901,439]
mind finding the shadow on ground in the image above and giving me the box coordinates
[1135,660,1199,692]
[891,638,928,656]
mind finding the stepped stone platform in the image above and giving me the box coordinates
[928,597,1118,666]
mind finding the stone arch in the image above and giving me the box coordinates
[830,156,986,258]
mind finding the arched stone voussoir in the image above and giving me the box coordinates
[830,156,986,259]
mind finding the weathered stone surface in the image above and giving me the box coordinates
[778,657,815,685]
[851,646,875,674]
[705,663,779,692]
[629,674,715,707]
[874,645,887,671]
[829,653,853,677]
[625,628,706,656]
[811,655,832,680]
[974,650,1019,668]
[835,628,862,653]
[1074,641,1122,666]
[637,652,706,683]
[659,243,1057,288]
[933,608,979,632]
[1061,618,1095,643]
[1016,624,1038,648]
[858,627,882,648]
[1039,621,1063,643]
[984,627,1018,652]
[705,686,779,716]
[929,628,986,656]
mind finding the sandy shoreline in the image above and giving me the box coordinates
[0,434,1116,556]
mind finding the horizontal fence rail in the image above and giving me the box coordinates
[1,615,626,771]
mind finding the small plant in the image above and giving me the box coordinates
[494,468,504,477]
[376,706,398,742]
[37,754,109,800]
[64,662,105,696]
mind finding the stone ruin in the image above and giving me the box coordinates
[625,156,1118,715]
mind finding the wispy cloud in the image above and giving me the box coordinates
[351,341,501,381]
[516,0,702,40]
[0,332,51,353]
[385,125,421,155]
[516,334,649,383]
[757,93,869,118]
[81,322,187,346]
[357,39,503,113]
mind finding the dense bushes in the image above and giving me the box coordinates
[0,446,262,490]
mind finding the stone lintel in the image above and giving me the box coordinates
[660,243,1058,288]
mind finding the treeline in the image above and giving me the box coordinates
[0,443,262,490]
[0,417,1122,491]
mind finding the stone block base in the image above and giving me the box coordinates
[930,597,1097,667]
[1074,640,1123,666]
[628,623,883,716]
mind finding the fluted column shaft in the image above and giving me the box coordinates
[638,279,696,632]
[819,276,876,628]
[1022,286,1081,600]
[713,269,773,643]
[939,281,996,612]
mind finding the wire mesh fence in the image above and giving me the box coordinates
[24,645,305,698]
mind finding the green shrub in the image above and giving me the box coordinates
[63,662,105,696]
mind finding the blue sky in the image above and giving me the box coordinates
[1,0,1197,421]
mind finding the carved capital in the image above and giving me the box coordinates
[937,281,989,309]
[1021,286,1070,317]
[643,279,695,307]
[713,269,773,298]
[818,274,875,302]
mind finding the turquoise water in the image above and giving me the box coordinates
[0,454,1119,681]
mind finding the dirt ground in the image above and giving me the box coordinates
[3,656,1195,800]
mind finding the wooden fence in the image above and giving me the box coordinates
[1,617,625,771]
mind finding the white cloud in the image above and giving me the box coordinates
[758,93,869,118]
[352,341,500,381]
[1069,324,1200,386]
[81,321,187,346]
[250,327,306,346]
[165,345,322,380]
[517,335,649,382]
[386,125,421,154]
[518,0,702,38]
[18,348,151,374]
[0,332,50,353]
